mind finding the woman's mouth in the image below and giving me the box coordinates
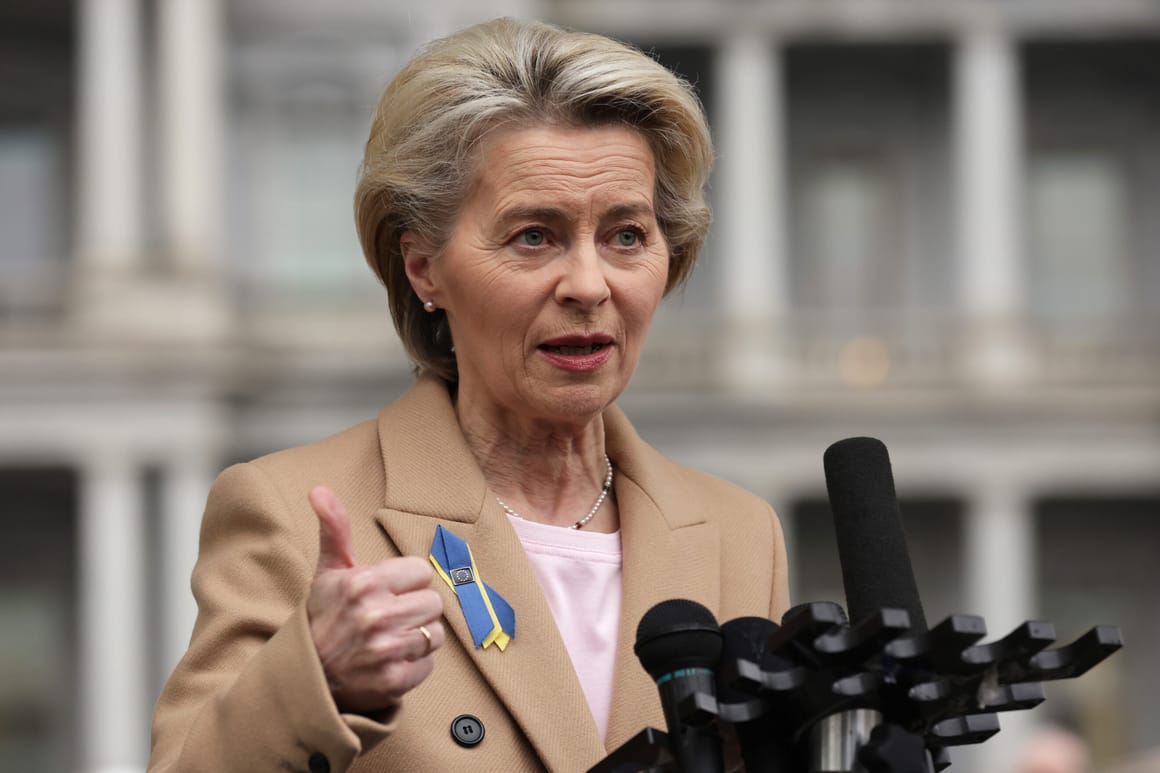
[537,337,615,372]
[540,342,607,355]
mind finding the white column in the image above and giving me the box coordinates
[714,33,791,390]
[79,453,147,773]
[76,0,146,271]
[965,481,1035,650]
[157,0,225,275]
[959,480,1037,773]
[159,452,216,680]
[954,25,1030,386]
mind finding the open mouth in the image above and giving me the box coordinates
[539,343,608,356]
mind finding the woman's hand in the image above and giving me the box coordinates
[306,486,445,714]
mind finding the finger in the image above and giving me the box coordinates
[309,485,356,572]
[372,555,436,594]
[417,620,446,656]
[379,653,437,700]
[330,655,437,714]
[405,621,446,661]
[365,620,444,665]
[355,585,443,634]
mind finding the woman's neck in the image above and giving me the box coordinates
[454,390,616,532]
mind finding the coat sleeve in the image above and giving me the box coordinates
[148,462,397,773]
[766,500,792,622]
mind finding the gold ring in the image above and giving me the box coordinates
[418,624,433,654]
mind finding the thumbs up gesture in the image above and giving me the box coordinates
[306,486,445,714]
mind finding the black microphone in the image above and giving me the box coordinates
[634,599,725,773]
[824,437,926,632]
[717,617,797,773]
[815,437,931,773]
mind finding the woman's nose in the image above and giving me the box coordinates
[555,244,611,308]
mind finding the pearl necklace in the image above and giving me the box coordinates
[495,455,614,530]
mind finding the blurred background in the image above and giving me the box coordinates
[1,0,1158,772]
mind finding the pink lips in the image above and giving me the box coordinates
[537,335,615,372]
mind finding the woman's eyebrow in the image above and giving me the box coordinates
[603,202,656,221]
[493,205,571,230]
[492,201,656,231]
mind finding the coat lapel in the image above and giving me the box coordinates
[372,378,606,770]
[601,406,722,752]
[370,377,722,767]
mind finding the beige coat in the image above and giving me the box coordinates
[149,375,790,772]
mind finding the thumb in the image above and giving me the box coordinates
[309,485,356,572]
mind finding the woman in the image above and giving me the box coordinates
[149,17,790,773]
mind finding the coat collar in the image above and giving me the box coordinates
[373,376,721,767]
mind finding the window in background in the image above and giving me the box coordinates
[235,96,374,303]
[800,151,904,326]
[1023,37,1160,343]
[0,468,77,773]
[1027,151,1131,328]
[0,129,64,302]
[229,41,385,306]
[0,0,73,311]
[1036,496,1160,767]
[259,118,368,293]
[785,42,954,370]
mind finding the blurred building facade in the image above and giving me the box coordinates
[1,1,1158,771]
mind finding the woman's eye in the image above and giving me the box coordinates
[517,228,547,247]
[615,228,642,248]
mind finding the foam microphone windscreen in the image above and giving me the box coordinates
[635,599,727,773]
[718,617,796,773]
[635,599,723,679]
[823,437,927,632]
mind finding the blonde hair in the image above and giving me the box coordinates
[354,17,713,381]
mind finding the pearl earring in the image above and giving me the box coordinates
[423,300,436,312]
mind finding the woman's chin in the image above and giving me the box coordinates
[528,381,624,426]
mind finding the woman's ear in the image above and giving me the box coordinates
[400,231,439,302]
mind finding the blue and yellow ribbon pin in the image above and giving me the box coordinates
[429,525,515,651]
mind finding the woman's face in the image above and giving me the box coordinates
[405,123,669,429]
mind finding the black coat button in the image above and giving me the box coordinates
[308,751,330,773]
[451,714,485,747]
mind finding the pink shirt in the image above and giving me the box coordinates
[507,515,623,740]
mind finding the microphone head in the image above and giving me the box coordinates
[718,616,785,702]
[824,437,927,631]
[635,599,723,680]
[720,617,779,664]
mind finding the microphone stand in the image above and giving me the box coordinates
[588,603,1121,773]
